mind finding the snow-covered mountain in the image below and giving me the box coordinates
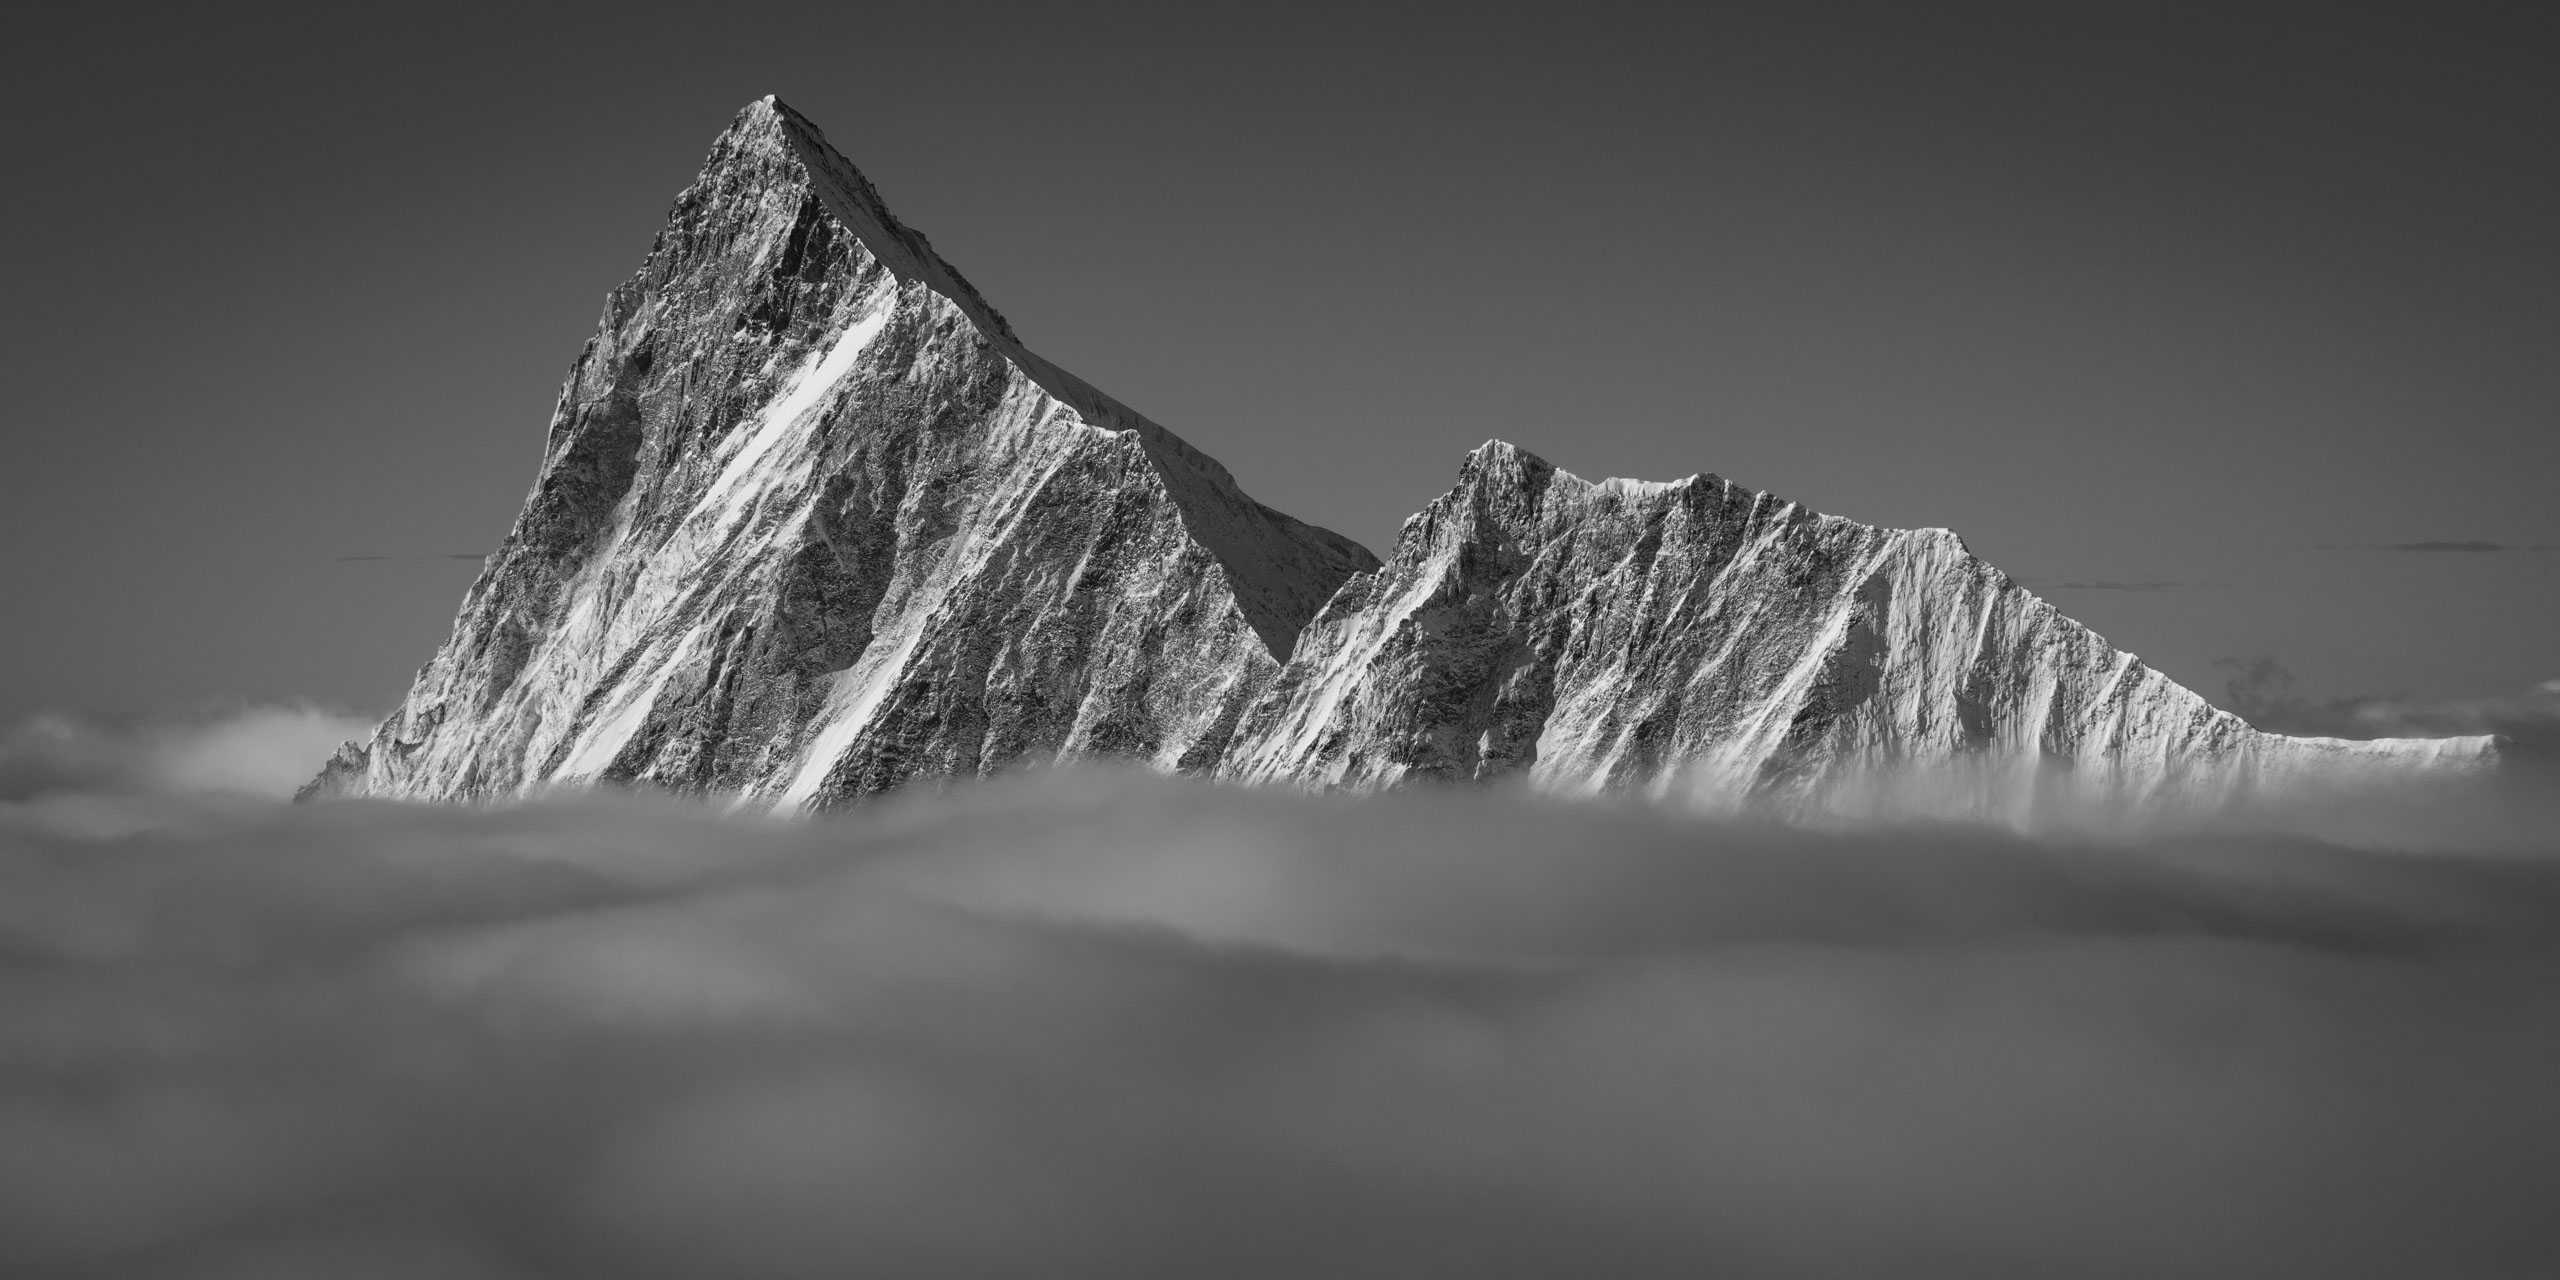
[306,97,2497,814]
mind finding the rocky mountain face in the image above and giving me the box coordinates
[1215,442,2494,818]
[309,97,1372,807]
[308,98,2497,815]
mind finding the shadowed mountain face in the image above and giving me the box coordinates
[310,98,2494,814]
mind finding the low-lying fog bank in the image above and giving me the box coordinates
[2,708,2557,1276]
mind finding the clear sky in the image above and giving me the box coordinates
[5,0,2552,724]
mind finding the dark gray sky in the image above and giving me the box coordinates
[6,0,2553,722]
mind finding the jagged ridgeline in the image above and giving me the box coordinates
[308,97,2495,814]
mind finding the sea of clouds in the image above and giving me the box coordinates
[3,705,2557,1276]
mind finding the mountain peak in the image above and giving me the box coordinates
[681,91,1377,658]
[711,94,1027,350]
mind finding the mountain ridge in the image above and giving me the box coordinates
[759,96,1369,659]
[1218,437,2497,818]
[305,97,2497,816]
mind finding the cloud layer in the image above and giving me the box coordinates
[2,721,2557,1276]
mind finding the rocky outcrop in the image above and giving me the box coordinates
[307,98,2497,815]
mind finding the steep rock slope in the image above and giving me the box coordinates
[313,97,2495,815]
[1218,442,2496,816]
[310,98,1376,804]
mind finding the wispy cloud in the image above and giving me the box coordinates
[2219,656,2560,756]
[2387,539,2512,553]
[2047,579,2185,592]
[0,705,374,809]
[2316,540,2556,553]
